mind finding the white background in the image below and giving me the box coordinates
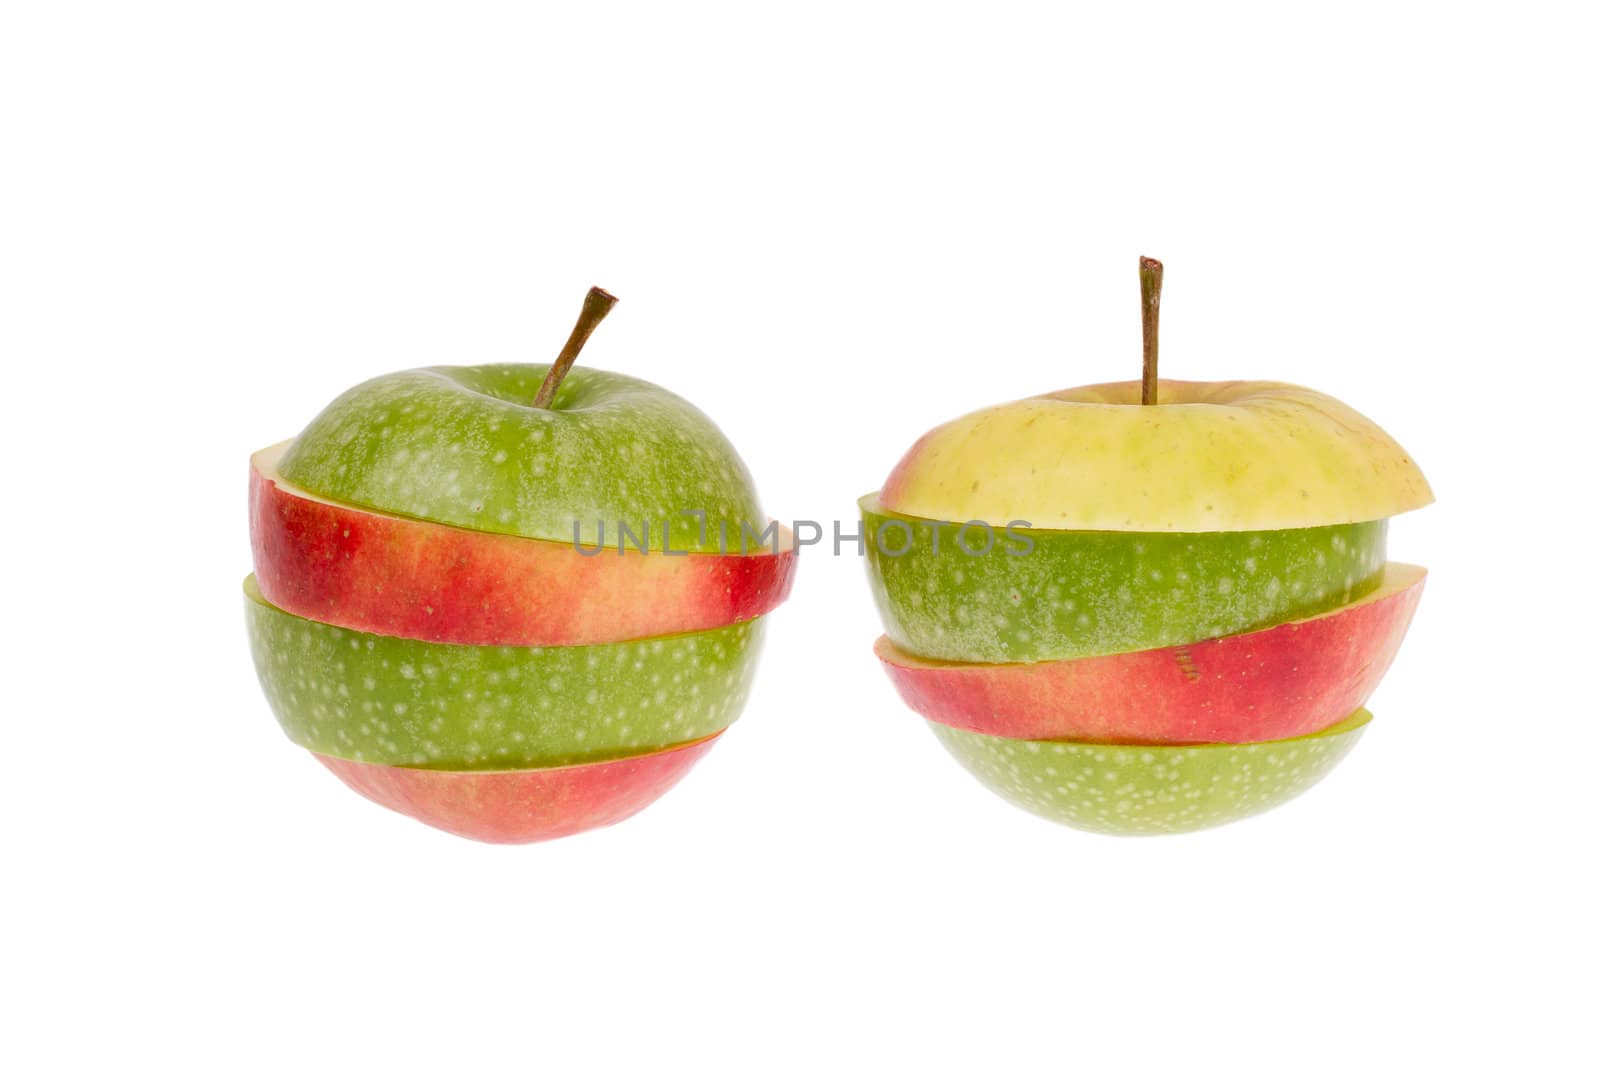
[4,2,1596,1064]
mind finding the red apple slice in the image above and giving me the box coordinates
[877,563,1424,744]
[251,441,797,645]
[313,732,721,844]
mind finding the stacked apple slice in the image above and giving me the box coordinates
[863,376,1432,835]
[245,293,795,842]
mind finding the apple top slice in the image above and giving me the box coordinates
[879,379,1433,532]
[276,364,766,552]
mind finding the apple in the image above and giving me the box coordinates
[316,733,721,845]
[251,441,797,646]
[247,288,792,840]
[865,258,1430,833]
[930,709,1372,835]
[878,563,1423,744]
[862,492,1387,663]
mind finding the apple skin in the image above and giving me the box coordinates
[930,709,1372,835]
[315,733,720,844]
[862,493,1386,663]
[881,379,1433,532]
[244,575,762,770]
[251,442,797,646]
[879,563,1423,743]
[277,364,765,552]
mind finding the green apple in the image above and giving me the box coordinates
[245,576,762,770]
[276,363,765,552]
[862,493,1386,663]
[930,709,1372,834]
[245,289,799,841]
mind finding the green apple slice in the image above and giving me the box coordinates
[929,709,1372,835]
[861,493,1386,663]
[244,575,763,770]
[276,364,765,552]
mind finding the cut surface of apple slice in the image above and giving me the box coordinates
[861,493,1386,663]
[930,709,1372,835]
[315,732,720,844]
[880,379,1433,532]
[879,563,1423,744]
[245,575,762,770]
[252,441,797,646]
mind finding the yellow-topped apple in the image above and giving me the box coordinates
[864,257,1431,834]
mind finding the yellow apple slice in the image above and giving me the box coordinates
[880,379,1432,532]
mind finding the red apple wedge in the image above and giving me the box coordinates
[314,732,722,844]
[876,563,1424,744]
[251,441,797,645]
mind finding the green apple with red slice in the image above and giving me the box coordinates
[865,258,1432,833]
[246,288,794,842]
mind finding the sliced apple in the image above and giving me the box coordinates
[251,441,798,646]
[881,379,1433,532]
[880,563,1423,743]
[315,732,720,844]
[930,709,1372,835]
[862,493,1386,663]
[244,574,762,770]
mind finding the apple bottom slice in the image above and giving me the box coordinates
[313,732,722,844]
[879,563,1424,745]
[930,709,1371,835]
[251,441,797,647]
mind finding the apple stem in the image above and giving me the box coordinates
[1139,256,1163,405]
[532,286,619,409]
